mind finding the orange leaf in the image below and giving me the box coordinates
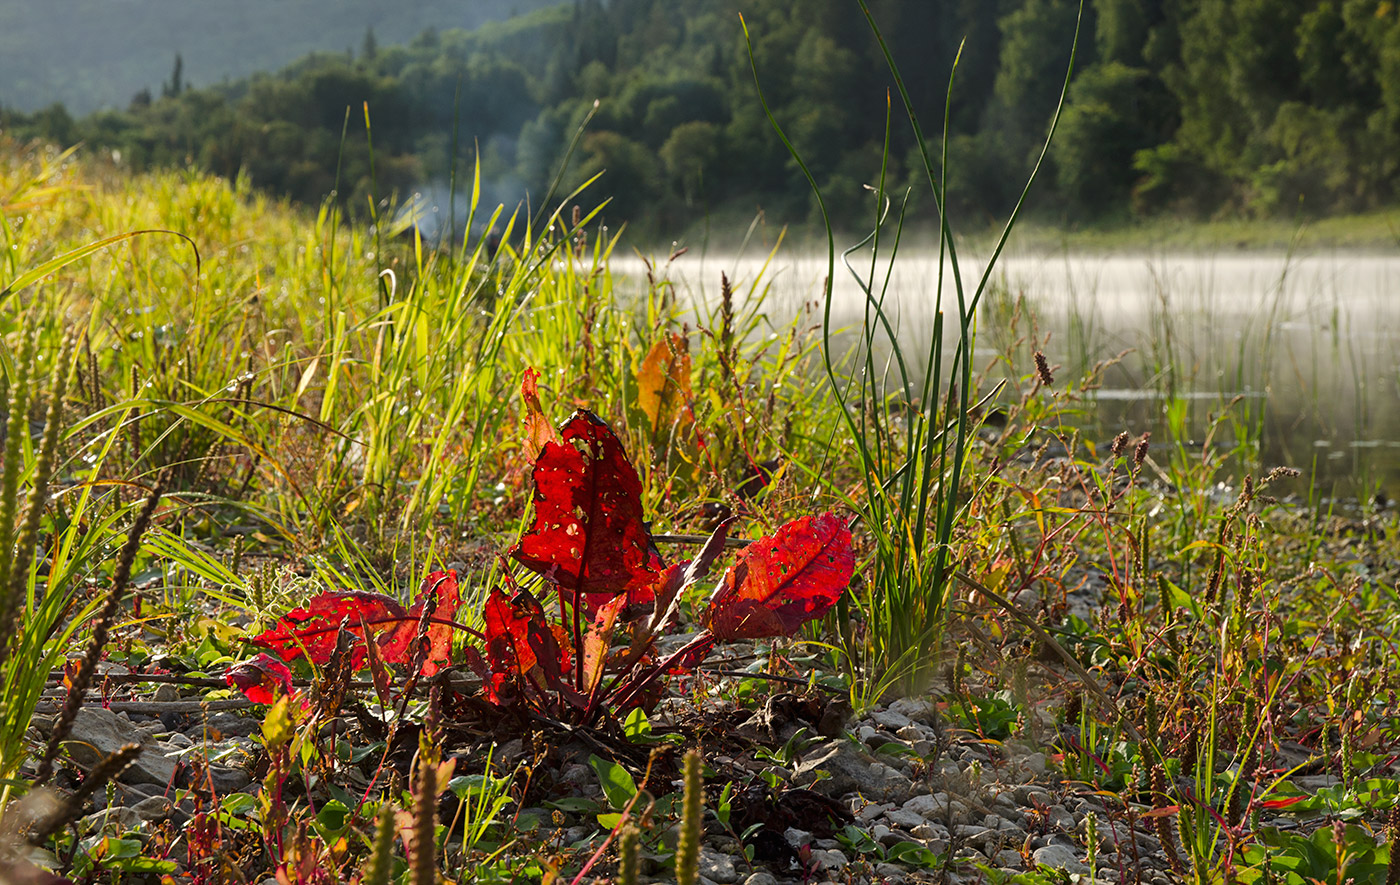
[635,333,692,435]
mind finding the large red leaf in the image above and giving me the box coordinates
[224,653,295,704]
[381,570,462,676]
[704,513,854,640]
[251,591,408,669]
[251,571,463,676]
[511,410,664,608]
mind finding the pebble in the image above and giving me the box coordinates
[204,712,260,739]
[809,848,848,870]
[903,793,946,818]
[855,801,892,823]
[562,825,592,844]
[742,874,778,885]
[870,708,911,731]
[886,698,935,721]
[884,809,924,832]
[80,806,141,833]
[994,848,1023,867]
[910,822,948,842]
[1033,843,1089,874]
[697,847,738,883]
[64,707,178,786]
[165,732,193,749]
[791,740,912,801]
[132,796,177,823]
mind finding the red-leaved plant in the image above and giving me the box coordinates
[234,397,854,729]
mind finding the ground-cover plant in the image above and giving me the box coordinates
[244,405,856,730]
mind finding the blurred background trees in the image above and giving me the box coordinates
[2,0,1397,236]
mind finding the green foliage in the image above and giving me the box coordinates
[1052,61,1173,215]
[5,0,1398,225]
[1238,824,1391,884]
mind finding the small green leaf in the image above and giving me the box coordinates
[623,708,652,740]
[315,799,350,835]
[716,781,734,828]
[545,796,602,814]
[886,840,941,869]
[350,741,387,763]
[100,837,145,859]
[589,753,638,810]
[220,793,257,816]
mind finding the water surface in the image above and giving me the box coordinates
[618,249,1400,501]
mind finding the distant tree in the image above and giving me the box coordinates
[1052,61,1173,214]
[572,130,659,220]
[32,103,77,146]
[986,0,1087,169]
[163,54,184,99]
[361,27,379,62]
[1094,0,1148,65]
[660,120,719,205]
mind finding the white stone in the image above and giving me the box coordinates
[1032,843,1088,874]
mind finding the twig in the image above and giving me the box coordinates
[697,669,843,693]
[653,533,753,548]
[35,699,256,715]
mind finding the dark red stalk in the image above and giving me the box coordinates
[604,630,715,717]
[580,623,660,726]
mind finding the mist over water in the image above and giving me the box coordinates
[617,249,1400,501]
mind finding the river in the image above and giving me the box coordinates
[615,248,1400,502]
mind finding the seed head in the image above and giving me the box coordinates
[1133,433,1151,467]
[1034,351,1054,387]
[1111,431,1129,458]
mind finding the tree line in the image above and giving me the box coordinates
[3,0,1397,236]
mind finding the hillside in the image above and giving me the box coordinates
[0,0,563,114]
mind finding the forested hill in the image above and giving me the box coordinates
[0,0,560,114]
[2,0,1398,235]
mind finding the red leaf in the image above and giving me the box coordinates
[381,570,462,676]
[521,367,556,459]
[251,591,408,669]
[482,588,573,704]
[704,513,854,640]
[511,410,664,608]
[1259,796,1307,810]
[224,653,295,704]
[582,594,628,694]
[252,572,463,677]
[361,614,395,708]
